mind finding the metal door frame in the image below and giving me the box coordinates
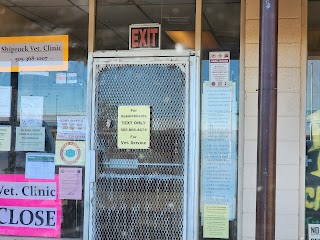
[83,50,200,240]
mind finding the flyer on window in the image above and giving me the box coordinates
[0,86,11,118]
[209,51,230,87]
[0,126,11,151]
[55,141,86,166]
[59,167,82,200]
[15,127,45,152]
[25,153,55,180]
[20,96,43,127]
[56,116,86,140]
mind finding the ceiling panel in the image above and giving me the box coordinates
[68,29,88,45]
[79,5,88,13]
[202,3,240,55]
[96,26,130,43]
[113,27,130,41]
[9,7,56,30]
[78,6,113,28]
[23,6,89,29]
[96,5,151,28]
[215,30,239,39]
[9,0,73,7]
[95,28,127,50]
[69,0,88,6]
[140,4,195,30]
[203,0,240,3]
[0,5,51,36]
[218,36,239,44]
[0,0,14,6]
[97,0,133,5]
[201,19,211,31]
[309,2,320,30]
[203,3,240,33]
[134,0,195,4]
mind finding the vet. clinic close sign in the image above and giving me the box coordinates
[0,174,61,238]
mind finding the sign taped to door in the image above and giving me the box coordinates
[118,105,150,149]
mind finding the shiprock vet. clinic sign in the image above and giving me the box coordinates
[0,35,68,72]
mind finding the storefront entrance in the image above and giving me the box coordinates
[87,50,199,240]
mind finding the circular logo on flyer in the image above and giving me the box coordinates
[60,141,81,165]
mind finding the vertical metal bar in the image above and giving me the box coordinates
[8,72,18,172]
[187,55,200,240]
[85,0,95,237]
[256,0,278,239]
[310,62,313,140]
[194,1,201,239]
[84,53,94,240]
[183,59,190,240]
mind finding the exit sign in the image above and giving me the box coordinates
[129,23,161,50]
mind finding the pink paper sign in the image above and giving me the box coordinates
[59,167,82,200]
[0,174,62,238]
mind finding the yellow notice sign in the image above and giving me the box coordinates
[203,204,229,239]
[0,35,68,72]
[0,126,11,151]
[55,140,86,166]
[118,106,150,149]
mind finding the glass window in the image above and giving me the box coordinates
[95,0,196,50]
[0,1,88,239]
[199,1,240,239]
[306,1,320,238]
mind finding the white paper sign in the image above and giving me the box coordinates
[25,153,55,180]
[15,127,45,152]
[56,73,66,84]
[309,224,320,240]
[0,206,57,228]
[209,51,230,87]
[67,73,77,84]
[20,96,43,127]
[202,86,232,162]
[0,86,11,118]
[0,182,56,200]
[57,116,86,140]
[0,35,68,72]
[0,126,11,151]
[201,84,236,220]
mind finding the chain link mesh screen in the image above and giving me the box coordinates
[92,62,188,240]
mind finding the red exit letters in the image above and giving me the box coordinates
[130,24,160,49]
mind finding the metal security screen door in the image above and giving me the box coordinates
[89,51,199,240]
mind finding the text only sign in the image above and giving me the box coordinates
[118,106,150,149]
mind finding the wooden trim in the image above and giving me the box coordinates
[195,0,202,52]
[88,0,96,53]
